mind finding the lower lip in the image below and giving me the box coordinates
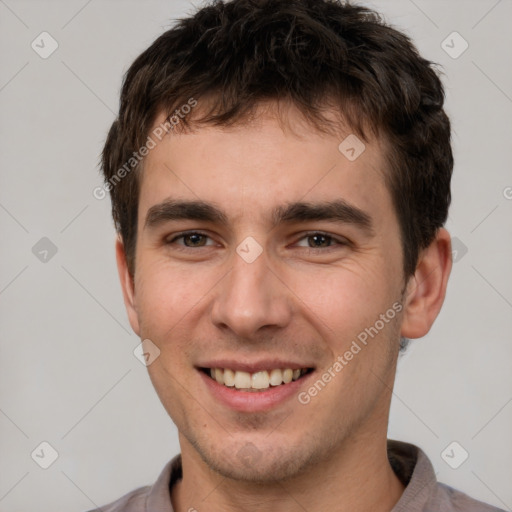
[199,370,314,412]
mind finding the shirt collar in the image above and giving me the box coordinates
[388,440,438,512]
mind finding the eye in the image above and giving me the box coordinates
[295,232,347,249]
[167,231,215,248]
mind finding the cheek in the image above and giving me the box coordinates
[139,252,212,295]
[134,256,229,346]
[135,262,198,330]
[289,262,390,327]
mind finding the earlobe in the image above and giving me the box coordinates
[115,236,141,336]
[400,228,452,339]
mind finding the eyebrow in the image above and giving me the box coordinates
[144,199,374,235]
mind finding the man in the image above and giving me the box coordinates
[92,0,503,510]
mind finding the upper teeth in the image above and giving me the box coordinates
[209,368,306,390]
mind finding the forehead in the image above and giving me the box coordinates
[137,105,393,229]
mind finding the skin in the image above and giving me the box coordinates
[116,104,452,512]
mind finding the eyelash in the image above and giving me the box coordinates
[166,231,349,251]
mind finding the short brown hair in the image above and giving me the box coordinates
[101,0,452,280]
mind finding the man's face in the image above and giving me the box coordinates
[120,106,408,481]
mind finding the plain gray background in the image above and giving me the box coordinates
[0,0,511,510]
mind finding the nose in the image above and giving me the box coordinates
[210,247,293,339]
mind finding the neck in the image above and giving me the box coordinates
[171,430,404,512]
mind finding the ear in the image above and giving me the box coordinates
[115,235,141,336]
[400,228,452,339]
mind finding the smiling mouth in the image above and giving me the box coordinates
[201,367,314,392]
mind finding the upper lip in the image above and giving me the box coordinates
[197,359,315,373]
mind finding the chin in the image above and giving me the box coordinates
[210,454,304,483]
[194,437,324,483]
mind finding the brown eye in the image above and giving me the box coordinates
[307,234,332,248]
[182,233,207,247]
[295,232,346,249]
[167,232,214,248]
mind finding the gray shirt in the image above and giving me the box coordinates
[88,440,505,511]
